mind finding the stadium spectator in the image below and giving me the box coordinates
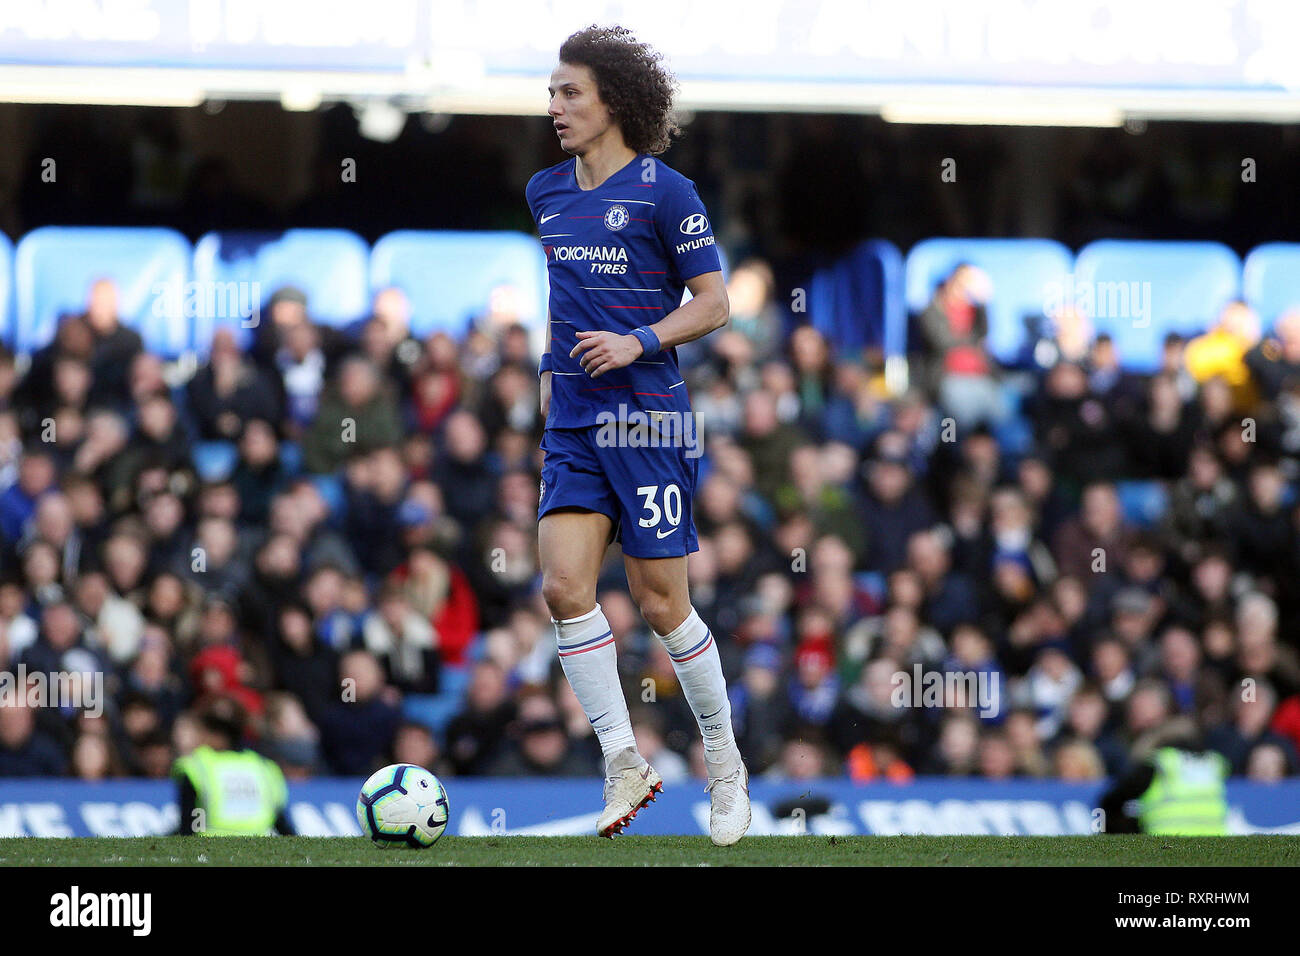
[1028,360,1129,486]
[1085,333,1146,421]
[723,643,786,771]
[857,432,939,575]
[430,409,497,531]
[0,700,67,776]
[73,569,144,665]
[355,288,422,400]
[841,604,945,679]
[187,328,283,441]
[391,720,452,780]
[315,649,402,776]
[444,660,515,775]
[261,692,325,779]
[905,528,979,635]
[1001,708,1049,777]
[1184,300,1261,413]
[1228,458,1292,581]
[788,630,839,730]
[81,279,144,411]
[1051,481,1137,581]
[20,601,112,702]
[484,692,601,777]
[978,729,1017,779]
[12,317,94,435]
[739,389,803,504]
[361,582,439,695]
[916,263,1003,430]
[630,711,691,784]
[769,738,832,780]
[1245,741,1291,781]
[1053,738,1106,780]
[1,444,57,544]
[1123,372,1200,480]
[923,713,980,775]
[830,656,925,765]
[70,731,124,780]
[716,259,782,364]
[302,356,403,475]
[1245,308,1300,401]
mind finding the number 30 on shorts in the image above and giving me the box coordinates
[636,483,683,528]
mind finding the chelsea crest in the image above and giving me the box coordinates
[603,203,630,231]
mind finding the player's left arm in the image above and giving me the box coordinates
[572,271,728,378]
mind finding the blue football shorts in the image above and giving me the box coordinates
[538,424,699,559]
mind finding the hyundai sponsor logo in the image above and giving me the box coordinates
[679,213,709,235]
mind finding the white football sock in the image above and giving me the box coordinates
[554,604,637,761]
[653,608,736,755]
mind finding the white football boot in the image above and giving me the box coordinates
[596,748,663,838]
[705,747,751,847]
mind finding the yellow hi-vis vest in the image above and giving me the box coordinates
[1136,747,1229,836]
[172,745,288,836]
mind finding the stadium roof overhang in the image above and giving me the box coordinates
[4,0,1300,126]
[5,66,1300,129]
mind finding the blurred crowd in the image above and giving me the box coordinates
[2,257,1300,789]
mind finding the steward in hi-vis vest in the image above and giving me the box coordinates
[1097,719,1229,836]
[1134,747,1230,835]
[173,712,294,836]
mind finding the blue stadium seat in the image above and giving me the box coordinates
[279,440,303,478]
[1243,243,1300,330]
[0,233,12,347]
[1073,241,1241,371]
[994,379,1035,456]
[309,474,347,521]
[1115,480,1170,528]
[401,663,472,739]
[810,239,905,358]
[191,229,370,353]
[192,441,239,483]
[369,231,549,338]
[904,238,1074,366]
[13,226,191,356]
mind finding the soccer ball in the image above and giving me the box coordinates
[356,764,450,848]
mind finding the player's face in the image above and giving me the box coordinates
[547,62,616,155]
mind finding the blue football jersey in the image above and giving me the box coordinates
[525,153,722,428]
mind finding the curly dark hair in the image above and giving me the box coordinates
[559,24,681,155]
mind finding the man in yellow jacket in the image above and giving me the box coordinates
[1184,300,1262,413]
[1097,718,1229,835]
[173,711,294,836]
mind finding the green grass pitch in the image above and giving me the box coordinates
[1,835,1297,866]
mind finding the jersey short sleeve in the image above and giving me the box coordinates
[653,174,722,283]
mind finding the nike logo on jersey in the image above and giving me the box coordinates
[656,527,678,539]
[540,212,560,224]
